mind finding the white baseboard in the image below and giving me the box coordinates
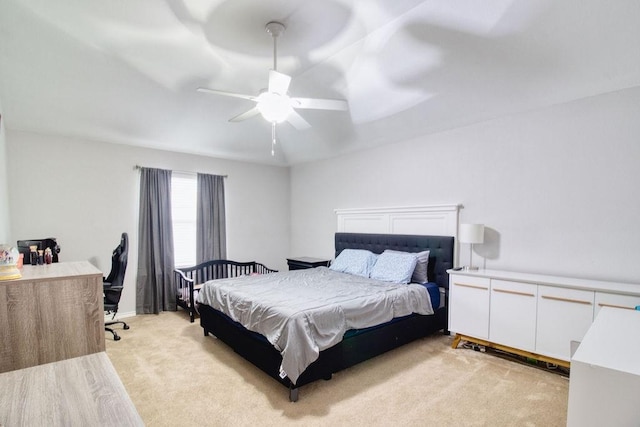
[104,310,136,321]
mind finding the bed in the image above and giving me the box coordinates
[197,232,454,401]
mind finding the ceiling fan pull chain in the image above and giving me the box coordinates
[271,122,277,156]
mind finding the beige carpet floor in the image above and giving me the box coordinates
[105,311,569,426]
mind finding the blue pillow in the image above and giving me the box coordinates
[370,251,418,284]
[386,249,430,283]
[330,249,378,277]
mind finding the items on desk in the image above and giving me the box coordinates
[30,246,38,265]
[28,245,54,266]
[0,244,22,280]
[17,238,61,264]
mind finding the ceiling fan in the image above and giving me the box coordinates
[197,21,348,155]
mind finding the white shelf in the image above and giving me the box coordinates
[448,269,640,296]
[448,268,640,364]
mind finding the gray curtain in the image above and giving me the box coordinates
[196,173,226,263]
[136,167,176,314]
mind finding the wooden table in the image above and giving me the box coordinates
[0,352,143,426]
[0,261,105,373]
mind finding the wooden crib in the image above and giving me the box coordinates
[174,259,277,322]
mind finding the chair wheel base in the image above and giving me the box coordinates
[105,324,126,341]
[123,324,130,330]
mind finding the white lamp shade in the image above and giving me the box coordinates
[459,224,485,244]
[256,92,293,123]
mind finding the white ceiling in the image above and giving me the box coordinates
[1,0,639,166]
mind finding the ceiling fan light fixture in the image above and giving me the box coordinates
[256,92,293,123]
[197,19,347,154]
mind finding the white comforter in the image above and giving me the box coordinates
[196,267,433,384]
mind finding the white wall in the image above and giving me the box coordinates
[291,87,640,284]
[0,99,10,243]
[6,131,290,315]
[5,85,639,318]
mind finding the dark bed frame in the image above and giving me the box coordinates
[199,232,455,401]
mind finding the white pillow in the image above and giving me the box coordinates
[370,251,418,284]
[386,249,430,283]
[329,249,378,277]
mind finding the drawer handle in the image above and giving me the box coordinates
[454,283,488,291]
[493,288,535,297]
[598,303,636,310]
[541,295,592,305]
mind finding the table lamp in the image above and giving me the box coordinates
[459,223,484,271]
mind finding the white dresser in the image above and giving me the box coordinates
[448,269,640,365]
[567,307,640,426]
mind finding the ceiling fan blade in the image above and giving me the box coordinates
[291,97,348,111]
[268,70,291,95]
[229,107,261,122]
[286,110,311,130]
[197,87,256,102]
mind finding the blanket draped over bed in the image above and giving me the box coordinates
[196,266,434,384]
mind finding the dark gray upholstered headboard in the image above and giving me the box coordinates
[334,232,455,289]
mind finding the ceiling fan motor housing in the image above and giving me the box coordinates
[265,21,285,38]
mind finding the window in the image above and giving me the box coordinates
[171,173,197,267]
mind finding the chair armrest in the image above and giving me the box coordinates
[103,282,124,291]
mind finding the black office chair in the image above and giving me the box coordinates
[104,232,130,341]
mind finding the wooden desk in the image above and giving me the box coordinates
[0,352,143,426]
[0,262,105,373]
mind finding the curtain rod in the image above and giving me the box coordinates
[134,165,228,178]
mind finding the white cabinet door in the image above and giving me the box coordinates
[536,285,594,361]
[594,292,640,319]
[449,275,490,340]
[489,279,538,352]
